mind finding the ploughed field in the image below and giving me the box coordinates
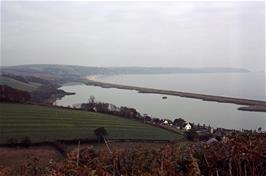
[0,103,180,144]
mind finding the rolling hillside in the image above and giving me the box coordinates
[0,76,41,92]
[1,65,113,83]
[0,103,181,144]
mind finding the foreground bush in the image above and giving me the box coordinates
[20,136,32,148]
[45,133,266,176]
[5,133,266,176]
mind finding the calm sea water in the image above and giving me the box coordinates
[97,72,266,101]
[56,72,266,130]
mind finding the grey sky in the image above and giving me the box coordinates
[1,1,265,71]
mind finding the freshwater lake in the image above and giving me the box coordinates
[56,72,266,130]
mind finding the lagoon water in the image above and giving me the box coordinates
[56,72,266,130]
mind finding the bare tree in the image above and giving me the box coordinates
[88,96,95,104]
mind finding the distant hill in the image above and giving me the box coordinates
[1,64,249,83]
[1,64,114,83]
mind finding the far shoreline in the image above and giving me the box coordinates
[85,75,266,113]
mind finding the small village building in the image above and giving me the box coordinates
[163,120,169,125]
[185,123,192,130]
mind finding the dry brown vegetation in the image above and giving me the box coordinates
[1,133,264,176]
[0,146,62,176]
[50,133,266,176]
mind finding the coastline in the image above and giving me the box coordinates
[85,75,266,112]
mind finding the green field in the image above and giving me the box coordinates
[0,103,181,143]
[0,76,41,92]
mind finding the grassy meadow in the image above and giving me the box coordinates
[0,103,181,144]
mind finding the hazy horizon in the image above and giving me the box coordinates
[1,1,265,71]
[0,63,253,70]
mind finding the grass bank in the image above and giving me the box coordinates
[0,103,181,144]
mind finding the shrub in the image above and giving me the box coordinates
[6,138,18,147]
[94,127,108,143]
[21,136,32,148]
[185,129,198,141]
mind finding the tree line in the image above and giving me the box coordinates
[80,96,187,128]
[0,85,31,103]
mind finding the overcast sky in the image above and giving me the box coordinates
[1,1,265,71]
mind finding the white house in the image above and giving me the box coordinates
[163,120,169,125]
[184,123,192,130]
